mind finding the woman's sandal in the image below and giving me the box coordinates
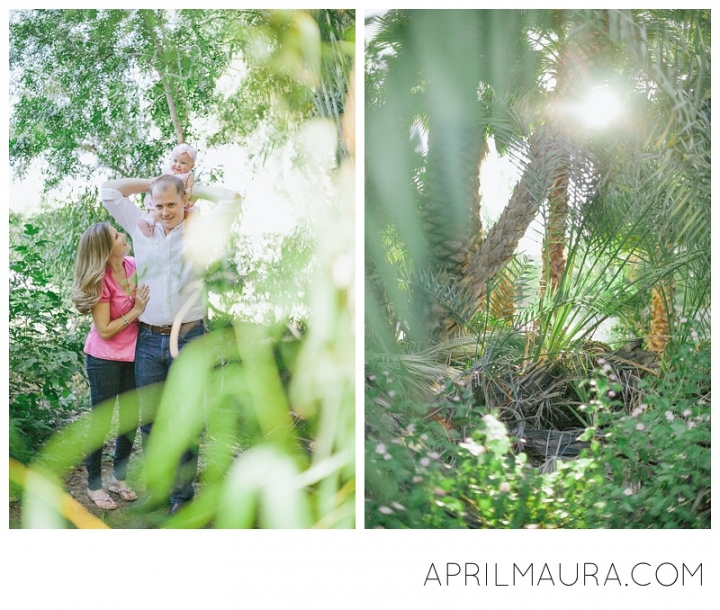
[108,479,138,502]
[88,490,118,510]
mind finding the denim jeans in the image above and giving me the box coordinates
[135,321,206,504]
[85,355,138,491]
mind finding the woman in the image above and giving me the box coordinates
[71,222,150,509]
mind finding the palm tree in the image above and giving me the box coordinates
[367,9,709,361]
[580,10,711,355]
[367,10,557,341]
[365,9,710,526]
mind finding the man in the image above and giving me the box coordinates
[101,175,242,514]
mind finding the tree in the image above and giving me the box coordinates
[9,9,243,187]
[366,10,570,341]
[366,9,710,351]
[365,9,711,530]
[208,9,355,160]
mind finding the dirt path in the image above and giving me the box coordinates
[10,444,172,529]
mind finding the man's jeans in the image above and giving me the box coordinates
[135,322,205,504]
[85,355,138,491]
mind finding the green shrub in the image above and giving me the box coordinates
[9,222,90,461]
[365,342,710,529]
[583,342,710,528]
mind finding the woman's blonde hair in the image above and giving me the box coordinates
[70,222,113,314]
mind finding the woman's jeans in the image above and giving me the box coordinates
[85,355,138,491]
[135,322,205,504]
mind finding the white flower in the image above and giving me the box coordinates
[368,375,376,381]
[453,395,460,402]
[388,390,396,398]
[683,409,692,417]
[636,423,645,431]
[375,443,387,455]
[383,453,392,460]
[420,434,428,441]
[406,424,416,434]
[429,451,440,459]
[499,482,511,493]
[378,505,394,515]
[391,502,406,511]
[631,407,643,418]
[665,411,675,422]
[687,421,696,430]
[482,414,507,441]
[420,457,430,467]
[459,438,485,456]
[623,488,633,496]
[412,476,423,483]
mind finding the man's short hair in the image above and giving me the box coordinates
[151,174,185,199]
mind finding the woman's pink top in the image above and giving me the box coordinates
[83,257,138,362]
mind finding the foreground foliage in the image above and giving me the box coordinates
[9,9,355,528]
[366,343,710,529]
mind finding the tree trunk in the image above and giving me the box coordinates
[459,130,564,313]
[142,10,185,144]
[541,166,570,296]
[646,278,673,354]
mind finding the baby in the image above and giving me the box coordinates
[138,143,197,236]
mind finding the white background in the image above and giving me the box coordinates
[3,3,718,609]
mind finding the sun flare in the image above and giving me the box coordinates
[574,87,623,129]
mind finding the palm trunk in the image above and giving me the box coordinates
[541,165,570,297]
[646,279,673,354]
[489,274,516,322]
[461,130,563,306]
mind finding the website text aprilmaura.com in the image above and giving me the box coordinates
[424,562,702,588]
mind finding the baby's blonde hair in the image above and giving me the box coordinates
[70,222,113,314]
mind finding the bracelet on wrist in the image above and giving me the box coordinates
[121,313,130,326]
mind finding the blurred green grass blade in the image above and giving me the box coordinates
[216,444,312,529]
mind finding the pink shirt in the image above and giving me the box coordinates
[84,257,139,362]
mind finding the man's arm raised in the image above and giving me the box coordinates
[190,183,243,204]
[100,178,152,234]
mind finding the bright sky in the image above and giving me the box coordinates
[8,48,313,240]
[9,142,304,238]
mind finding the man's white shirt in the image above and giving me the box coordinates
[101,188,238,326]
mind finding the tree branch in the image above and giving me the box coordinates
[142,10,185,144]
